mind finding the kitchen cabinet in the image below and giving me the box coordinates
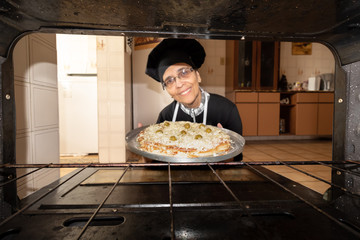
[235,92,258,136]
[258,93,280,136]
[226,40,280,91]
[233,91,333,137]
[292,93,319,135]
[235,92,279,136]
[318,93,334,135]
[289,92,334,136]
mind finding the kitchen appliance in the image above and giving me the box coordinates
[319,73,334,91]
[0,1,360,239]
[307,76,320,91]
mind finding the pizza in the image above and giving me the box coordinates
[136,121,232,158]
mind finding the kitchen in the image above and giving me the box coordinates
[55,36,335,142]
[15,34,335,201]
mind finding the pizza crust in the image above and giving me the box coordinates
[136,121,232,158]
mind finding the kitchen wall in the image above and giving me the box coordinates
[132,47,173,127]
[96,36,132,163]
[197,39,226,96]
[279,42,335,87]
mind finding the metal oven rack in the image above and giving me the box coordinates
[0,160,359,239]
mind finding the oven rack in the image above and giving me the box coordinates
[0,160,359,239]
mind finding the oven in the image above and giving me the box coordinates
[0,1,360,239]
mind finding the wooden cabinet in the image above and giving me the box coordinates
[289,92,334,136]
[233,91,333,137]
[292,93,319,135]
[296,103,318,135]
[318,93,334,135]
[235,92,258,136]
[258,93,280,136]
[226,40,280,91]
[226,40,281,136]
[235,92,279,136]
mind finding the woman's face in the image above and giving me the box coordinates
[162,63,202,108]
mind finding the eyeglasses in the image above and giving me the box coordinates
[162,67,194,89]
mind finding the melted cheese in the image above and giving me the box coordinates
[137,121,231,157]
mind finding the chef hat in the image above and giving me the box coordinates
[145,38,206,82]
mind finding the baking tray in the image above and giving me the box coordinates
[126,125,245,163]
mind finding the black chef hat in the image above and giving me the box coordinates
[145,38,206,82]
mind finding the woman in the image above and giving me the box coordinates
[145,38,243,160]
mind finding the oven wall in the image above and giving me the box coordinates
[13,33,60,199]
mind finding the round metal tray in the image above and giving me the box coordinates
[125,125,245,163]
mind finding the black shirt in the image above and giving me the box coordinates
[157,93,243,160]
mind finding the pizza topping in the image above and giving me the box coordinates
[195,134,203,139]
[136,121,232,158]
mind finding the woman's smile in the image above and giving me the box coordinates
[179,87,191,96]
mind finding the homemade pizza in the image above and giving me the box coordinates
[136,121,232,158]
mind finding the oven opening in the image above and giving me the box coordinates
[11,33,335,198]
[1,32,359,240]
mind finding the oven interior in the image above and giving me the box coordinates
[0,1,360,239]
[1,162,359,239]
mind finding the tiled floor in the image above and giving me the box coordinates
[243,139,332,195]
[59,154,99,177]
[60,139,332,195]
